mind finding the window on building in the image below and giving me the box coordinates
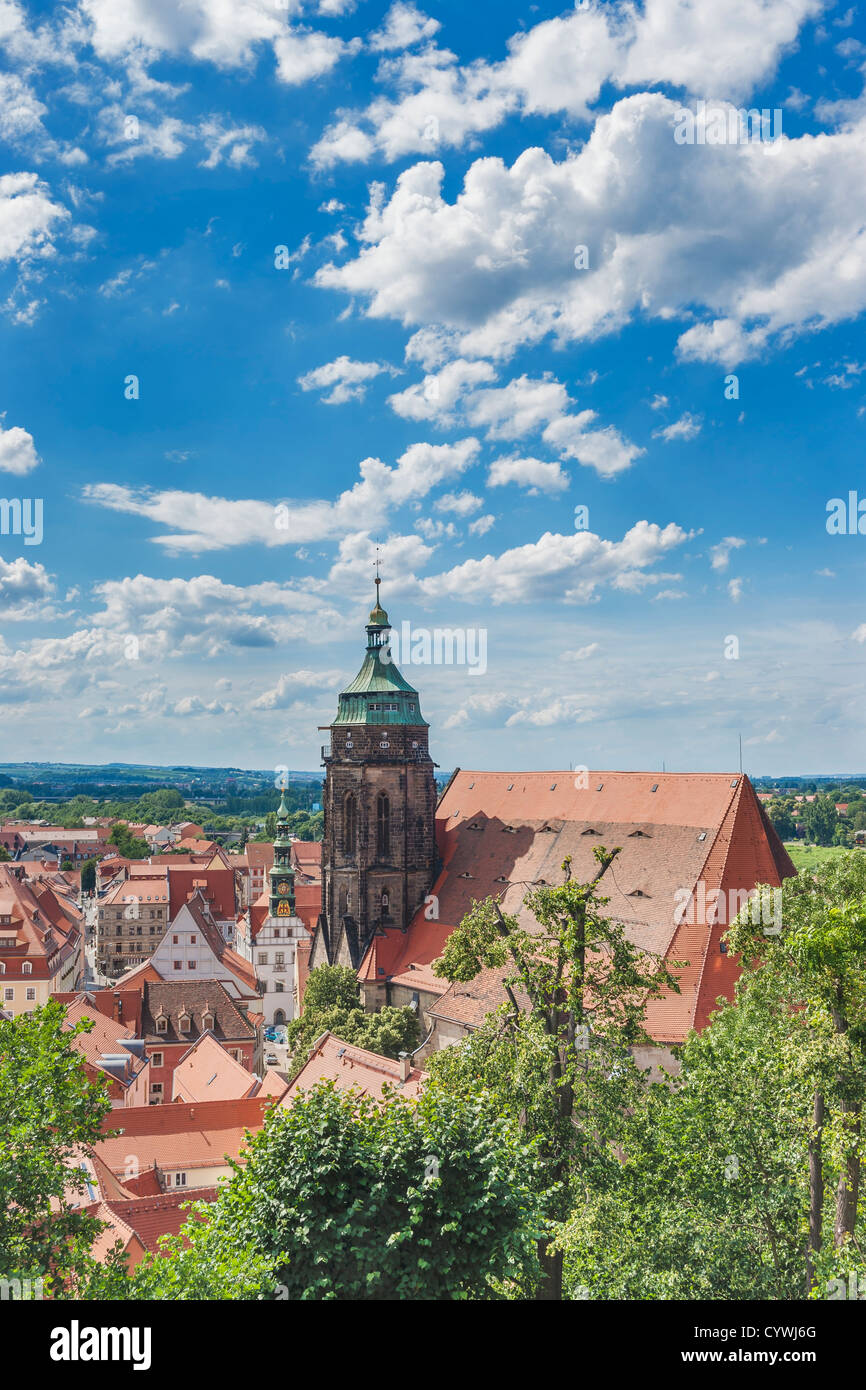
[377,792,390,859]
[188,960,197,970]
[26,988,35,1002]
[152,1052,163,1068]
[172,935,179,945]
[4,988,13,1001]
[190,935,197,944]
[173,960,182,971]
[173,1171,186,1187]
[22,962,32,975]
[257,953,268,965]
[156,1016,168,1034]
[275,981,284,993]
[344,793,357,853]
[151,1083,163,1097]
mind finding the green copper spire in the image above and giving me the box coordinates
[332,577,427,727]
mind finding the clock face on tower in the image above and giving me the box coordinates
[277,881,290,895]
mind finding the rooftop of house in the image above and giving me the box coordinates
[0,864,82,968]
[281,1030,423,1105]
[141,978,256,1046]
[94,1095,272,1176]
[172,1031,260,1103]
[60,996,144,1085]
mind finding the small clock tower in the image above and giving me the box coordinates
[268,790,296,919]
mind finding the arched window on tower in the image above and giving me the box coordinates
[344,793,356,854]
[377,792,390,860]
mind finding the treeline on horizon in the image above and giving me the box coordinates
[0,781,325,841]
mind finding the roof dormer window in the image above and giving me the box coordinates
[156,1015,168,1035]
[178,1010,191,1034]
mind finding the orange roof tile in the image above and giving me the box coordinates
[282,1031,423,1105]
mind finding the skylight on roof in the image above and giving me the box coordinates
[650,784,658,792]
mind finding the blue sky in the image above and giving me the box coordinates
[0,0,864,776]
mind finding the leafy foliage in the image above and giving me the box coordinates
[0,1002,118,1292]
[287,965,420,1062]
[153,1082,544,1300]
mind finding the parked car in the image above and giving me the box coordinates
[265,1052,279,1066]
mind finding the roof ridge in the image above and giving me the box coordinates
[690,779,743,1029]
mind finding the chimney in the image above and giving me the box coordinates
[398,1052,411,1082]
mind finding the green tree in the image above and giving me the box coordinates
[0,1002,118,1293]
[93,1198,276,1301]
[729,853,866,1277]
[767,798,797,840]
[803,795,838,846]
[108,823,151,859]
[430,849,678,1300]
[287,965,419,1062]
[141,1082,543,1300]
[556,969,813,1300]
[80,857,97,894]
[0,787,32,813]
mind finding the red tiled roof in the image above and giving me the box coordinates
[369,771,795,1046]
[292,882,321,934]
[282,1031,423,1105]
[167,867,237,922]
[103,1189,219,1255]
[95,1096,271,1176]
[172,1032,259,1102]
[245,843,274,870]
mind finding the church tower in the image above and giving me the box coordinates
[311,579,438,970]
